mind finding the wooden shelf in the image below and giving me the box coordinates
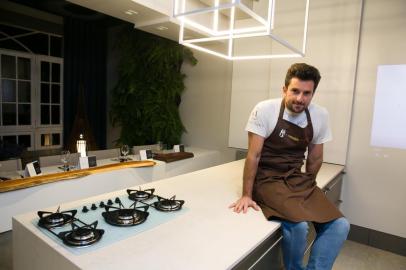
[0,160,155,193]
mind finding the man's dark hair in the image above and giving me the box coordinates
[284,63,321,91]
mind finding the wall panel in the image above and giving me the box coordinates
[229,0,363,165]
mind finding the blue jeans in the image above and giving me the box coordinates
[281,217,350,270]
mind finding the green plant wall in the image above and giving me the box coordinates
[110,28,197,147]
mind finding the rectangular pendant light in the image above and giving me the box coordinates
[173,0,310,60]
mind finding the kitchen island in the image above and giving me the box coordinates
[13,159,344,270]
[0,147,221,232]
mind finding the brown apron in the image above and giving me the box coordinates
[253,99,343,223]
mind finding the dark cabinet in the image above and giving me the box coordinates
[323,173,344,207]
[232,229,283,270]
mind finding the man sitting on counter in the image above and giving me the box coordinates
[230,63,350,270]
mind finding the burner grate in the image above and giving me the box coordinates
[153,196,184,212]
[59,221,104,247]
[102,200,149,227]
[127,188,155,201]
[37,207,77,228]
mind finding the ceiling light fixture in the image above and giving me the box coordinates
[156,26,169,31]
[173,0,309,60]
[125,9,138,15]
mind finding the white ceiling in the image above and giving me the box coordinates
[67,0,182,41]
[66,0,261,42]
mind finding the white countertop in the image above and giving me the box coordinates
[312,162,345,189]
[13,160,344,270]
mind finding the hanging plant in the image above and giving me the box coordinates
[110,28,197,147]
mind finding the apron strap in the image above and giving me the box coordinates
[304,107,312,125]
[279,99,286,119]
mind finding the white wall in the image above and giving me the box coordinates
[228,59,271,149]
[180,50,236,163]
[343,0,406,238]
[228,0,362,165]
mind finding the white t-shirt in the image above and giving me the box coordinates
[245,98,332,144]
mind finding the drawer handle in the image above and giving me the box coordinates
[248,235,283,270]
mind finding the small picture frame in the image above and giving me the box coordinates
[173,144,185,153]
[78,157,89,169]
[88,156,97,168]
[24,161,41,177]
[139,149,153,160]
[78,156,97,169]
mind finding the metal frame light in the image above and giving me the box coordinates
[173,0,310,60]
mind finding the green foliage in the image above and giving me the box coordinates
[110,28,197,147]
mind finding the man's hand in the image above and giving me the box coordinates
[229,196,260,213]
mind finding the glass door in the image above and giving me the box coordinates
[0,50,63,151]
[35,56,63,150]
[0,50,34,150]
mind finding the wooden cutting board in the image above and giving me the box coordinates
[0,160,155,193]
[153,152,194,163]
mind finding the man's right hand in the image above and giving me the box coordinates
[229,196,260,214]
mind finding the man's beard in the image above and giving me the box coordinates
[286,100,306,113]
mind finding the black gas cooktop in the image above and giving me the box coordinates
[36,188,185,248]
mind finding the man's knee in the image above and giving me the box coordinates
[284,221,309,235]
[333,217,350,238]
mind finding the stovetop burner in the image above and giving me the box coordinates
[127,188,155,201]
[59,221,104,247]
[102,200,149,227]
[154,196,184,212]
[37,207,77,228]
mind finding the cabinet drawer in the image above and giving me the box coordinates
[323,174,343,205]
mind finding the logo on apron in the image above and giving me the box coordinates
[279,129,286,138]
[288,134,300,142]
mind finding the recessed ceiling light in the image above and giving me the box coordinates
[156,26,168,31]
[125,9,138,15]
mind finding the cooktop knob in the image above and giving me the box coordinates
[82,206,89,213]
[115,197,121,204]
[99,201,105,208]
[107,199,113,205]
[91,203,97,210]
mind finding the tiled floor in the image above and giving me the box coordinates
[0,230,405,270]
[0,231,12,270]
[333,240,406,270]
